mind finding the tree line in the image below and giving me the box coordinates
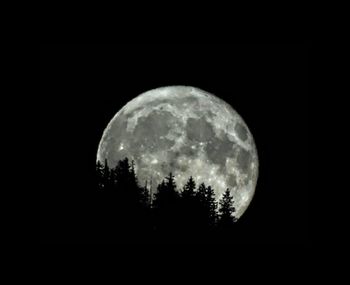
[95,157,237,238]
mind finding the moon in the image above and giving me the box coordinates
[97,86,258,218]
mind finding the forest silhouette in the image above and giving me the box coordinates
[94,157,238,243]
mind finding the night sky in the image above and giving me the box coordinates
[40,44,309,244]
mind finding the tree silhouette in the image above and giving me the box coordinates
[153,173,180,231]
[181,176,198,231]
[195,183,217,230]
[114,158,131,189]
[94,158,239,242]
[153,173,179,209]
[101,159,111,191]
[182,176,196,199]
[96,160,104,191]
[165,172,177,194]
[218,188,236,229]
[140,182,150,209]
[205,186,218,228]
[197,183,207,204]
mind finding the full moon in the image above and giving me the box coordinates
[97,86,258,218]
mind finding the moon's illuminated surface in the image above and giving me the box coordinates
[97,86,258,218]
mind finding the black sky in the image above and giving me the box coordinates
[40,44,309,244]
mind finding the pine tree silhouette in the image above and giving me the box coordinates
[182,176,196,199]
[218,188,236,229]
[196,183,207,204]
[96,160,104,191]
[205,186,217,228]
[153,174,179,210]
[95,158,240,242]
[102,159,110,191]
[140,182,150,208]
[114,157,131,189]
[180,176,198,231]
[195,183,217,230]
[153,173,180,232]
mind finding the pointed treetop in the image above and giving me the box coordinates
[219,188,236,216]
[197,182,207,199]
[183,176,196,198]
[165,172,177,190]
